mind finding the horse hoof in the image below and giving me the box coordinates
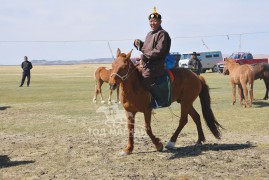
[156,143,164,152]
[165,141,175,149]
[195,141,202,146]
[119,150,131,156]
[108,101,112,105]
[118,101,121,104]
[93,100,97,103]
[101,100,105,104]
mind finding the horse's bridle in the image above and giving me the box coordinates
[110,61,137,81]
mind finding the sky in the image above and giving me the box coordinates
[0,0,269,65]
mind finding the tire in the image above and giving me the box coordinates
[212,65,218,72]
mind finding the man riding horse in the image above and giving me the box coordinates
[134,7,171,108]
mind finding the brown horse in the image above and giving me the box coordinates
[93,66,119,104]
[251,63,269,100]
[223,58,255,107]
[109,49,223,155]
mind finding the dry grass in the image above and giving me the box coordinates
[0,65,268,179]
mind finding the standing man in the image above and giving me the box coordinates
[188,52,202,75]
[19,56,33,87]
[134,7,171,107]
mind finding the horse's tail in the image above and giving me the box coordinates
[198,76,223,139]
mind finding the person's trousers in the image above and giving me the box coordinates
[20,71,31,86]
[141,76,167,107]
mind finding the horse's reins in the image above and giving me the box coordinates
[110,61,139,81]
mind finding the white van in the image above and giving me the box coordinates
[178,51,223,73]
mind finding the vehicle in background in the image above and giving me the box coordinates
[217,52,268,73]
[178,51,223,73]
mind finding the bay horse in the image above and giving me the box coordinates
[109,49,223,155]
[223,58,255,107]
[251,63,269,100]
[93,66,119,104]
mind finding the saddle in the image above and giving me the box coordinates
[151,70,174,109]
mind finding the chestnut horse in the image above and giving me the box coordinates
[93,66,119,104]
[223,58,255,107]
[252,63,269,100]
[109,49,223,155]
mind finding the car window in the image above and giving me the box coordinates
[205,53,212,58]
[247,54,253,59]
[213,52,219,57]
[181,54,191,60]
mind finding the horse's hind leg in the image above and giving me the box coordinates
[189,106,205,144]
[144,110,163,151]
[263,79,269,100]
[241,82,249,108]
[93,85,97,103]
[99,81,105,103]
[238,84,243,105]
[93,81,98,103]
[249,83,253,107]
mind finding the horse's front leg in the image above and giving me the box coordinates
[144,110,163,152]
[121,111,136,155]
[107,89,112,105]
[116,87,120,104]
[231,83,236,105]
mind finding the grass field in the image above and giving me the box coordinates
[0,64,268,179]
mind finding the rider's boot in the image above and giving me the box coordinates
[149,83,168,108]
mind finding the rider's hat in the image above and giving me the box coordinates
[148,7,162,20]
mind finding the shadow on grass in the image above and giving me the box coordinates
[0,155,34,169]
[0,106,11,111]
[163,143,254,160]
[252,101,269,108]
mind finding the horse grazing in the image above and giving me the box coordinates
[251,63,269,100]
[223,58,255,107]
[109,49,223,155]
[93,66,119,104]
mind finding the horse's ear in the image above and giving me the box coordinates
[126,49,133,59]
[116,48,121,58]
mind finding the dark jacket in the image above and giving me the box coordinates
[188,58,202,70]
[21,61,33,72]
[139,26,171,77]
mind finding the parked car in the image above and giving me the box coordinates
[217,52,268,73]
[178,51,223,73]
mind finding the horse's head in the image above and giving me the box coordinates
[223,58,236,75]
[109,48,133,90]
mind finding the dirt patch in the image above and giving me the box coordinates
[1,127,268,179]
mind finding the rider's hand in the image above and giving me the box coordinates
[133,39,142,51]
